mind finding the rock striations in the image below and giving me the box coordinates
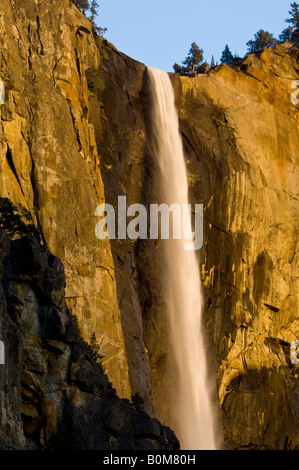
[0,0,298,450]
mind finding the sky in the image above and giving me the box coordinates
[96,0,294,72]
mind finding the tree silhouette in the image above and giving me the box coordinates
[0,197,41,241]
[89,0,99,23]
[279,26,293,42]
[220,45,234,64]
[173,42,207,76]
[246,29,277,53]
[182,42,204,74]
[210,55,216,67]
[173,63,183,74]
[72,0,106,36]
[83,333,103,362]
[285,2,299,41]
[73,0,90,14]
[88,0,107,35]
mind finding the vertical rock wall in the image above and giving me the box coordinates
[172,45,299,448]
[0,0,131,401]
[0,0,299,449]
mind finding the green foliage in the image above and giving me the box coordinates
[182,42,204,73]
[0,197,41,241]
[89,0,99,23]
[220,45,234,64]
[173,42,207,76]
[284,2,299,41]
[92,25,107,37]
[73,0,90,14]
[86,67,105,89]
[210,55,216,67]
[83,332,103,362]
[72,0,107,36]
[246,29,277,53]
[173,62,183,74]
[279,26,293,42]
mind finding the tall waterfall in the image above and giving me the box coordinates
[148,67,217,450]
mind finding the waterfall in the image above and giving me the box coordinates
[147,67,217,450]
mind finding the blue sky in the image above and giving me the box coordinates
[97,0,294,72]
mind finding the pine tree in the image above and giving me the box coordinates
[73,0,90,15]
[210,55,216,67]
[83,333,103,362]
[233,52,241,63]
[285,2,299,41]
[173,63,183,74]
[173,42,206,76]
[73,0,106,36]
[246,29,277,53]
[0,197,41,241]
[279,26,293,42]
[93,26,107,37]
[89,0,99,24]
[220,45,234,64]
[182,42,204,74]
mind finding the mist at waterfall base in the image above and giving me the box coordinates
[147,67,217,450]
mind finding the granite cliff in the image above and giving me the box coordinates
[0,229,178,449]
[0,0,298,449]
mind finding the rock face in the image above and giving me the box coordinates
[0,0,132,404]
[0,230,178,450]
[0,0,299,450]
[172,47,299,449]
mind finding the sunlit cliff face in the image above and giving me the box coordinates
[0,0,298,450]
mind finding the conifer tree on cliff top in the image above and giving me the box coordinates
[182,42,204,74]
[72,0,107,36]
[73,0,90,15]
[89,0,99,23]
[285,2,299,41]
[173,42,207,75]
[279,26,293,42]
[246,29,277,53]
[220,45,234,64]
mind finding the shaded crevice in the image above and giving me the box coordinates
[36,15,44,56]
[74,49,82,78]
[5,145,25,198]
[66,99,83,151]
[181,131,201,159]
[211,223,232,236]
[29,156,39,210]
[27,144,45,245]
[264,303,280,313]
[76,26,91,36]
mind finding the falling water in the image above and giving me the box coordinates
[147,67,217,450]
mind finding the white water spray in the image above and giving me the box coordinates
[148,67,217,450]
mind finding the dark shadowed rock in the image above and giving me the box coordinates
[0,229,179,450]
